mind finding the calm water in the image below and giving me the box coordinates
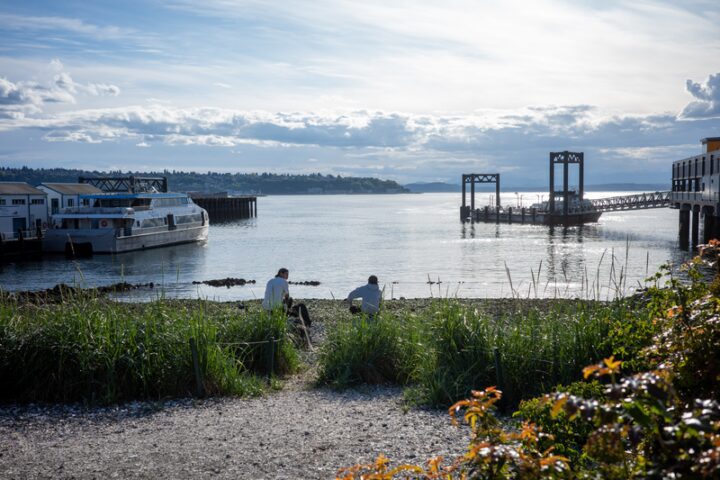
[0,193,689,301]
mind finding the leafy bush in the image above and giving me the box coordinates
[514,380,604,464]
[338,362,720,479]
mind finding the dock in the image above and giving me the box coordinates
[461,151,671,226]
[189,195,257,222]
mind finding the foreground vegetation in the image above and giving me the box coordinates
[318,299,632,408]
[0,291,299,404]
[336,244,720,478]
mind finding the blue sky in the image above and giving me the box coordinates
[1,0,719,186]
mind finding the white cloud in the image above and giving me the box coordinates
[0,14,134,39]
[681,73,720,118]
[0,62,120,118]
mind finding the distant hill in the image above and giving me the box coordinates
[0,167,409,195]
[404,182,460,193]
[404,182,669,193]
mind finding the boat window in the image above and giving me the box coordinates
[140,218,166,228]
[152,197,185,207]
[96,198,133,208]
[175,213,203,224]
[131,198,152,208]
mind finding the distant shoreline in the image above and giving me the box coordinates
[404,182,670,193]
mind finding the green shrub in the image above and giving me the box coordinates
[514,380,604,464]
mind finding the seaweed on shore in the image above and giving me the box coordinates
[192,278,257,288]
[10,282,155,303]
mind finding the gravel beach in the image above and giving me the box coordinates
[0,298,559,479]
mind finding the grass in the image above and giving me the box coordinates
[316,313,423,387]
[414,299,621,407]
[0,290,299,404]
[317,298,640,408]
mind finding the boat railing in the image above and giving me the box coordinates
[0,228,41,242]
[59,207,135,215]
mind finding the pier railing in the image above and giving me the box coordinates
[587,191,671,212]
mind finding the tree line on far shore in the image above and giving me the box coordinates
[0,167,409,195]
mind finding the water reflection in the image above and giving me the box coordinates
[0,194,691,300]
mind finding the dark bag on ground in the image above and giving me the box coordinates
[288,303,311,327]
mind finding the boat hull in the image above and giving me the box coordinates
[43,224,209,254]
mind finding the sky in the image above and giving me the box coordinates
[0,0,719,187]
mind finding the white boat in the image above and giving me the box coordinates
[43,192,209,254]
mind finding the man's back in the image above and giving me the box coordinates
[263,276,288,310]
[347,283,381,314]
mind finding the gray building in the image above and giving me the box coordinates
[0,182,48,240]
[37,183,103,215]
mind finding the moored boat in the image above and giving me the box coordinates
[43,192,209,254]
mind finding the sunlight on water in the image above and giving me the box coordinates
[0,193,690,300]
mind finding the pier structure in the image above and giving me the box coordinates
[460,174,500,221]
[189,194,257,222]
[460,150,672,227]
[79,176,168,193]
[670,137,720,250]
[549,151,584,217]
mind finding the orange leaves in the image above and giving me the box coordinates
[582,356,622,380]
[336,454,447,480]
[449,387,501,428]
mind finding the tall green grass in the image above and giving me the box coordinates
[317,314,424,388]
[415,300,618,407]
[0,291,298,404]
[318,299,638,408]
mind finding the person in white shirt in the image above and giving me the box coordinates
[262,268,290,311]
[262,268,312,331]
[345,275,382,317]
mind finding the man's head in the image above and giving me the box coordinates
[368,275,378,285]
[277,268,289,279]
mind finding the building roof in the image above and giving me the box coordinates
[0,182,46,195]
[39,183,103,195]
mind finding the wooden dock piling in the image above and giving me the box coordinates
[190,195,258,222]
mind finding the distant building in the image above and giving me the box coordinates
[0,182,47,240]
[37,183,103,215]
[670,137,720,247]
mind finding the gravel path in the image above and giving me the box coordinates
[0,385,468,479]
[0,298,503,480]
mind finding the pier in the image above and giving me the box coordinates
[461,151,672,227]
[189,194,257,222]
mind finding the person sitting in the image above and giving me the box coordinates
[345,275,382,318]
[262,268,290,312]
[262,268,312,342]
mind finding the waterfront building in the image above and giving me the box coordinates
[37,183,103,216]
[0,182,48,240]
[670,137,720,248]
